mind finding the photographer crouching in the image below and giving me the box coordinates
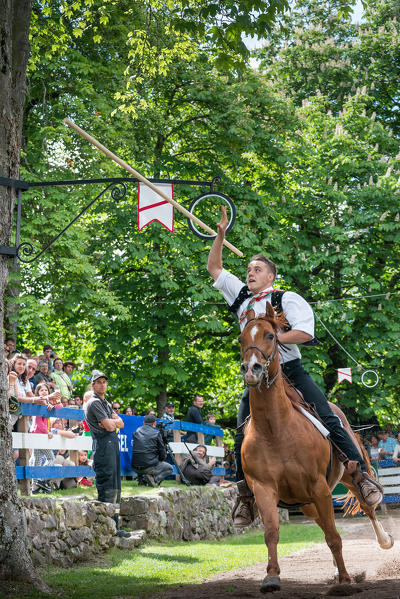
[131,414,174,486]
[182,445,221,486]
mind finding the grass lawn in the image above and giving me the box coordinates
[21,479,190,500]
[3,524,324,599]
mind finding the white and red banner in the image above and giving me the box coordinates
[337,368,352,384]
[138,183,174,232]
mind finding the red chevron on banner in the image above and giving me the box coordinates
[138,183,174,232]
[337,368,352,384]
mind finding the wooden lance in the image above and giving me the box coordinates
[64,118,243,257]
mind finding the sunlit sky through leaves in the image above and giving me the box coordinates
[243,0,364,52]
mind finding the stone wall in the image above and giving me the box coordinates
[22,496,116,566]
[22,488,289,565]
[120,487,289,541]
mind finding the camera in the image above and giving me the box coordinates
[156,421,170,444]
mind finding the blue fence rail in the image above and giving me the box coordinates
[13,405,225,491]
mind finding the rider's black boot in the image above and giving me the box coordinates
[347,461,383,508]
[232,479,257,527]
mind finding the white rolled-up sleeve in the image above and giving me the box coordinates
[281,291,315,337]
[213,268,245,307]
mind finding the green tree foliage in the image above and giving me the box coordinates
[254,0,400,423]
[10,0,400,426]
[253,90,400,423]
[257,0,400,131]
[15,0,291,420]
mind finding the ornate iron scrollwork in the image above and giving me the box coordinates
[210,176,221,192]
[15,182,127,264]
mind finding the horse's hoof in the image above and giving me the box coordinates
[260,576,281,593]
[380,533,394,549]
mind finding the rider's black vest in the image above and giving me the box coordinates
[229,286,320,346]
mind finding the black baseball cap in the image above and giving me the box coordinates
[165,402,175,408]
[144,414,157,424]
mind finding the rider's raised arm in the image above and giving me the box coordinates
[207,206,229,281]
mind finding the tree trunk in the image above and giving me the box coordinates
[0,1,49,590]
[156,386,168,417]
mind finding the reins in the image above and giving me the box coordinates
[242,334,281,389]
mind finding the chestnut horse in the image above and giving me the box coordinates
[240,304,393,593]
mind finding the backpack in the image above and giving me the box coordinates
[229,286,320,346]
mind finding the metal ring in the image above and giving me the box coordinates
[187,192,236,240]
[361,369,379,388]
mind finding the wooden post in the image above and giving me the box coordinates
[17,415,30,496]
[197,432,205,446]
[173,429,182,482]
[69,450,78,465]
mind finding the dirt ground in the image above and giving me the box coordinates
[155,512,400,599]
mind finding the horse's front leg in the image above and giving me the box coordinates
[252,482,281,593]
[313,489,351,585]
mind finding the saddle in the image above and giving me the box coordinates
[283,378,330,439]
[280,379,334,508]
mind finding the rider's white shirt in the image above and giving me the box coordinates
[213,268,315,364]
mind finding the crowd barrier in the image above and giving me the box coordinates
[332,459,400,508]
[12,404,225,494]
[375,459,400,504]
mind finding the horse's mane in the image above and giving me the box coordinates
[282,377,306,413]
[242,314,279,331]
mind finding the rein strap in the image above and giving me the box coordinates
[243,338,280,389]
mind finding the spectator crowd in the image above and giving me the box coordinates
[13,339,400,493]
[4,335,230,494]
[363,425,400,464]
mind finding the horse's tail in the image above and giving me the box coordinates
[354,431,375,478]
[335,490,361,516]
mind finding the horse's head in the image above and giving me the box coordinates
[238,303,280,388]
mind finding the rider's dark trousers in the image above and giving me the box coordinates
[234,358,366,482]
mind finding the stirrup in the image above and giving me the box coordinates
[346,461,383,490]
[232,496,255,527]
[357,476,383,508]
[361,471,383,493]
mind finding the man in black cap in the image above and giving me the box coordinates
[162,402,175,441]
[162,402,175,423]
[131,414,174,486]
[84,370,129,537]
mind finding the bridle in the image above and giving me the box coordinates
[241,332,281,389]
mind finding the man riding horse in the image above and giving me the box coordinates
[207,207,383,527]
